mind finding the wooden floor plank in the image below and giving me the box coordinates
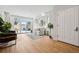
[0,34,79,53]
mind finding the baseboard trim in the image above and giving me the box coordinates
[57,40,79,48]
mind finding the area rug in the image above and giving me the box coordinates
[27,33,42,40]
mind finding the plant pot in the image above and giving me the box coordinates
[0,31,16,37]
[49,36,53,39]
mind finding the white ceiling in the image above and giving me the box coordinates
[0,5,54,18]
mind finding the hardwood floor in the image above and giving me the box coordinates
[0,34,79,53]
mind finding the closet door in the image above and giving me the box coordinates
[64,9,72,44]
[72,7,79,46]
[66,7,79,46]
[58,11,65,42]
[57,7,79,46]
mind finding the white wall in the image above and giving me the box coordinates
[34,9,58,39]
[33,14,49,35]
[38,5,79,46]
[50,5,79,40]
[0,6,6,20]
[45,10,58,39]
[55,6,79,46]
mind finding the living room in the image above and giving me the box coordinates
[0,5,79,53]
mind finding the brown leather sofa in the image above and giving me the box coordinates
[0,31,17,44]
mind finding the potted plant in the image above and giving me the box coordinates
[48,23,53,39]
[0,17,17,45]
[0,17,12,36]
[2,22,12,32]
[0,17,4,32]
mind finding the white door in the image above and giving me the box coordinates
[58,10,65,42]
[64,9,72,44]
[72,7,79,46]
[57,7,79,46]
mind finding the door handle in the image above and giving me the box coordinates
[74,27,78,32]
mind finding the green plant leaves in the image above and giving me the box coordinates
[0,17,12,33]
[48,23,53,29]
[2,22,12,32]
[0,17,4,26]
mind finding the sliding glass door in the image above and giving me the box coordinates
[14,16,33,33]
